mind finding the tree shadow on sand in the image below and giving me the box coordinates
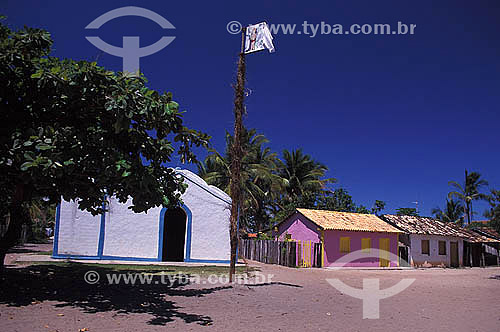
[0,263,232,326]
[6,244,51,254]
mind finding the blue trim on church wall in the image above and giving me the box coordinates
[52,203,61,256]
[96,201,106,257]
[52,202,229,263]
[158,204,192,262]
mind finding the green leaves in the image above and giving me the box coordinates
[23,152,35,160]
[164,101,179,115]
[20,161,34,171]
[0,20,210,215]
[35,142,53,151]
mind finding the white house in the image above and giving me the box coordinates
[381,215,464,267]
[52,169,231,263]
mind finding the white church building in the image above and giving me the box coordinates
[52,169,231,263]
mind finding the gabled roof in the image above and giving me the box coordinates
[296,208,402,233]
[381,215,500,243]
[471,220,491,225]
[454,226,500,244]
[471,227,500,241]
[381,214,460,236]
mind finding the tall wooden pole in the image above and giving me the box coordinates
[229,27,246,282]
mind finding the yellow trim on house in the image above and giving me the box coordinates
[379,238,390,267]
[340,237,351,253]
[361,238,371,253]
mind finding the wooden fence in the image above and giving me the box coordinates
[239,239,322,268]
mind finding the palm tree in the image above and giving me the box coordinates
[371,200,386,215]
[484,189,500,233]
[198,128,285,231]
[431,199,464,225]
[448,169,488,225]
[278,149,336,201]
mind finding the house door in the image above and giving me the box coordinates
[379,238,390,267]
[162,207,187,262]
[450,241,459,267]
[398,246,409,267]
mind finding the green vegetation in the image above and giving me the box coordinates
[198,128,387,231]
[429,170,500,231]
[0,21,209,267]
[396,207,419,216]
[448,170,489,225]
[485,189,500,232]
[2,17,499,268]
[432,199,464,225]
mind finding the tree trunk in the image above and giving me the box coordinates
[469,203,473,225]
[0,184,29,271]
[466,202,471,225]
[229,47,246,282]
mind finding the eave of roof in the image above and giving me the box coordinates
[296,208,402,233]
[381,214,500,243]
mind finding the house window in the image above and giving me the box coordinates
[340,237,351,253]
[439,241,446,255]
[421,240,430,255]
[361,238,371,253]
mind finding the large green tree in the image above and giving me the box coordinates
[448,170,488,225]
[0,22,209,267]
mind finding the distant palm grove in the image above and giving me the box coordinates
[197,128,500,234]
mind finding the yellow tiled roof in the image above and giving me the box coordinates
[296,208,402,233]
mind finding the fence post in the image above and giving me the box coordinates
[239,239,322,268]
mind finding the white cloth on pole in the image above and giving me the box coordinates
[244,22,275,54]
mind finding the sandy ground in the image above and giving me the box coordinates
[3,242,53,266]
[1,244,500,332]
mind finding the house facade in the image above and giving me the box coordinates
[275,209,402,267]
[52,169,231,263]
[409,233,463,267]
[458,226,500,267]
[381,215,466,267]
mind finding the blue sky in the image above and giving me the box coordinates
[2,0,499,217]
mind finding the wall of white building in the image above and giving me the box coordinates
[178,169,231,261]
[409,234,463,267]
[53,169,231,262]
[56,199,101,257]
[102,198,161,259]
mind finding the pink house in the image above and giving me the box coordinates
[275,208,402,267]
